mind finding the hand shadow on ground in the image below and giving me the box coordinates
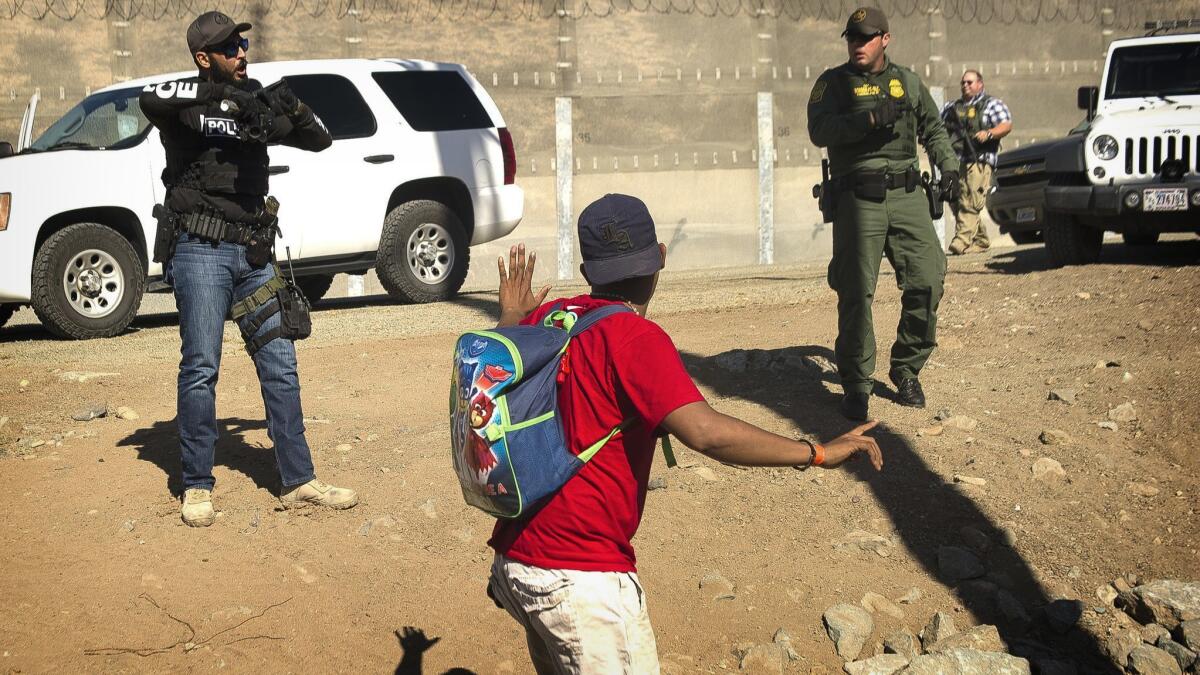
[116,417,280,496]
[682,344,1119,673]
[394,626,476,675]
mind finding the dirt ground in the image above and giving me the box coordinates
[1,238,1198,674]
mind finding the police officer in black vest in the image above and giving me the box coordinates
[140,11,357,527]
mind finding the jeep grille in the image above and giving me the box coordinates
[1121,134,1199,177]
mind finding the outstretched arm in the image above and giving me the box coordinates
[661,401,883,470]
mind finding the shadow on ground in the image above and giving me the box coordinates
[683,345,1119,673]
[393,626,477,675]
[968,237,1200,275]
[117,417,278,496]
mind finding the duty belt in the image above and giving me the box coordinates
[832,167,921,193]
[180,211,259,246]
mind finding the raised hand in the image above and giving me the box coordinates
[497,243,551,326]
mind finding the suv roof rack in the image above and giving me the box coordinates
[1143,19,1200,36]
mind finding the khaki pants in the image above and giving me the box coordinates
[489,554,661,674]
[949,162,992,253]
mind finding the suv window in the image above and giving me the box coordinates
[282,74,376,139]
[29,87,150,152]
[371,71,494,131]
[1105,42,1200,99]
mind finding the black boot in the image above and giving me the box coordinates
[840,392,870,421]
[891,375,926,408]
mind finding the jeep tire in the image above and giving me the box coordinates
[30,223,145,339]
[0,303,16,329]
[376,200,469,303]
[1043,212,1102,267]
[1122,232,1160,246]
[296,274,335,305]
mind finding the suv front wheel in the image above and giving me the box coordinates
[376,200,469,303]
[30,223,146,339]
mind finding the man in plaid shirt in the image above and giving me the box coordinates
[940,70,1012,254]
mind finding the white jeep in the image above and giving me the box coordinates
[1041,21,1200,265]
[0,58,524,338]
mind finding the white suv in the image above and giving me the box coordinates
[0,58,524,338]
[1042,24,1200,265]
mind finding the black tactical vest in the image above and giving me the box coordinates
[951,94,1001,160]
[160,79,270,199]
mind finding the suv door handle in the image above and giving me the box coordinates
[268,165,290,175]
[363,154,395,164]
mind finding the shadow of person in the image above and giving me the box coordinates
[116,417,279,496]
[682,346,1119,673]
[394,626,476,675]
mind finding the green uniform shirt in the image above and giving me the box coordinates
[807,59,958,179]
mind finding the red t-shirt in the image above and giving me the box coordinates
[488,296,704,572]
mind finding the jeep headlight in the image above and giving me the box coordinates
[1092,135,1119,161]
[0,192,10,232]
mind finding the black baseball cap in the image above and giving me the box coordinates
[187,11,251,54]
[841,6,889,37]
[578,194,663,286]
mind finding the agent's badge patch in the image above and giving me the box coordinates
[889,78,905,99]
[851,8,867,22]
[967,107,977,118]
[810,80,828,104]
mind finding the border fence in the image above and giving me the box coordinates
[1,1,1194,281]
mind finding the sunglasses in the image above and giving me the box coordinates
[961,80,978,85]
[209,36,249,58]
[846,32,883,44]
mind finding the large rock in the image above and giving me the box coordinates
[903,648,1030,674]
[927,624,1006,654]
[824,604,874,661]
[842,654,908,675]
[1155,639,1197,672]
[1178,619,1200,651]
[1108,402,1139,422]
[938,545,985,582]
[920,611,958,650]
[1127,644,1183,675]
[1044,599,1085,633]
[738,644,783,674]
[1032,457,1066,483]
[1108,627,1145,667]
[1124,581,1200,630]
[882,630,919,660]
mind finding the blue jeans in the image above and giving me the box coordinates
[167,233,316,491]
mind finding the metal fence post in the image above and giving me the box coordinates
[555,96,574,280]
[757,92,774,265]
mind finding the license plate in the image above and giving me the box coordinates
[1143,187,1187,212]
[1015,207,1037,223]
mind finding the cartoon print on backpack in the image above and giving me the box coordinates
[467,393,499,476]
[451,339,513,490]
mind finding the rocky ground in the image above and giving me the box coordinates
[0,238,1198,674]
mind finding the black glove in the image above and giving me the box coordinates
[219,86,274,143]
[940,170,961,201]
[871,97,908,129]
[258,80,302,118]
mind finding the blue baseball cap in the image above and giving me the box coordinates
[578,194,663,285]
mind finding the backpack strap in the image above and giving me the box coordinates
[566,303,635,337]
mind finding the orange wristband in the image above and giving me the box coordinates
[811,442,825,466]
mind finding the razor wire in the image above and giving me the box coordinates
[0,0,1187,28]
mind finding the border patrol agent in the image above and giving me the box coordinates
[941,69,1013,254]
[140,11,357,527]
[807,7,960,421]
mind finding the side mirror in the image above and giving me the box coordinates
[0,142,12,158]
[1077,86,1099,121]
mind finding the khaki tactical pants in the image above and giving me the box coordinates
[828,185,946,395]
[949,162,993,253]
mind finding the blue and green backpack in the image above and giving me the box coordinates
[450,303,675,518]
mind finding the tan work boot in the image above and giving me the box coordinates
[280,479,358,510]
[181,488,216,527]
[948,241,968,255]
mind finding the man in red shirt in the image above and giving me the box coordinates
[487,193,883,674]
